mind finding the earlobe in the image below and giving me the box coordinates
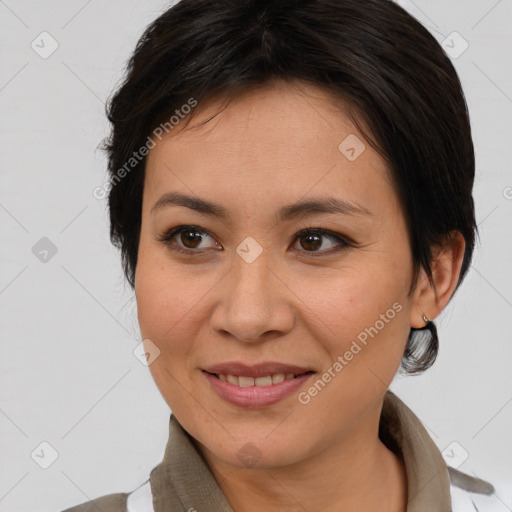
[410,231,466,328]
[409,268,433,329]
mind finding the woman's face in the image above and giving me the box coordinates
[135,80,422,469]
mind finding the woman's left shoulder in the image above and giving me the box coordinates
[449,466,511,512]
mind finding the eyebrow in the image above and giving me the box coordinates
[150,192,372,221]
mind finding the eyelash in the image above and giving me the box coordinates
[156,224,353,258]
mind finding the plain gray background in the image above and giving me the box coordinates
[0,1,511,510]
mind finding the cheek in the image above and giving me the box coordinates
[290,261,410,368]
[135,247,191,346]
[290,269,410,422]
[134,251,210,409]
[303,264,400,320]
[135,245,225,356]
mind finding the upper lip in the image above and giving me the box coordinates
[202,361,315,378]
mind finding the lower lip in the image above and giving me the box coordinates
[202,370,315,409]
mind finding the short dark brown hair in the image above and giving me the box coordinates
[101,0,477,374]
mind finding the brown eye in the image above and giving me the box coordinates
[299,233,323,251]
[180,229,206,249]
[293,228,350,256]
[158,225,221,254]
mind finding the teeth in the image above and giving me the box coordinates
[254,375,272,386]
[226,374,238,385]
[213,372,307,386]
[272,373,285,384]
[238,376,255,387]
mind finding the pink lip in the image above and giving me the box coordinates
[202,370,316,409]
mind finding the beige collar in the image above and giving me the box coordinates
[149,390,452,511]
[380,390,452,511]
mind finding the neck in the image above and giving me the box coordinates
[193,403,408,512]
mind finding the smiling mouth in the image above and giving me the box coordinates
[204,370,316,387]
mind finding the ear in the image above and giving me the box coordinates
[410,230,466,328]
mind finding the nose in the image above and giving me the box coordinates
[209,250,295,344]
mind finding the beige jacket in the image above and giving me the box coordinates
[62,390,498,512]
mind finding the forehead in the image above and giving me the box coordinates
[144,80,396,218]
[168,80,368,151]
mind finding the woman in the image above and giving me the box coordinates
[64,0,500,510]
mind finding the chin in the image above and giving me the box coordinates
[200,428,308,470]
